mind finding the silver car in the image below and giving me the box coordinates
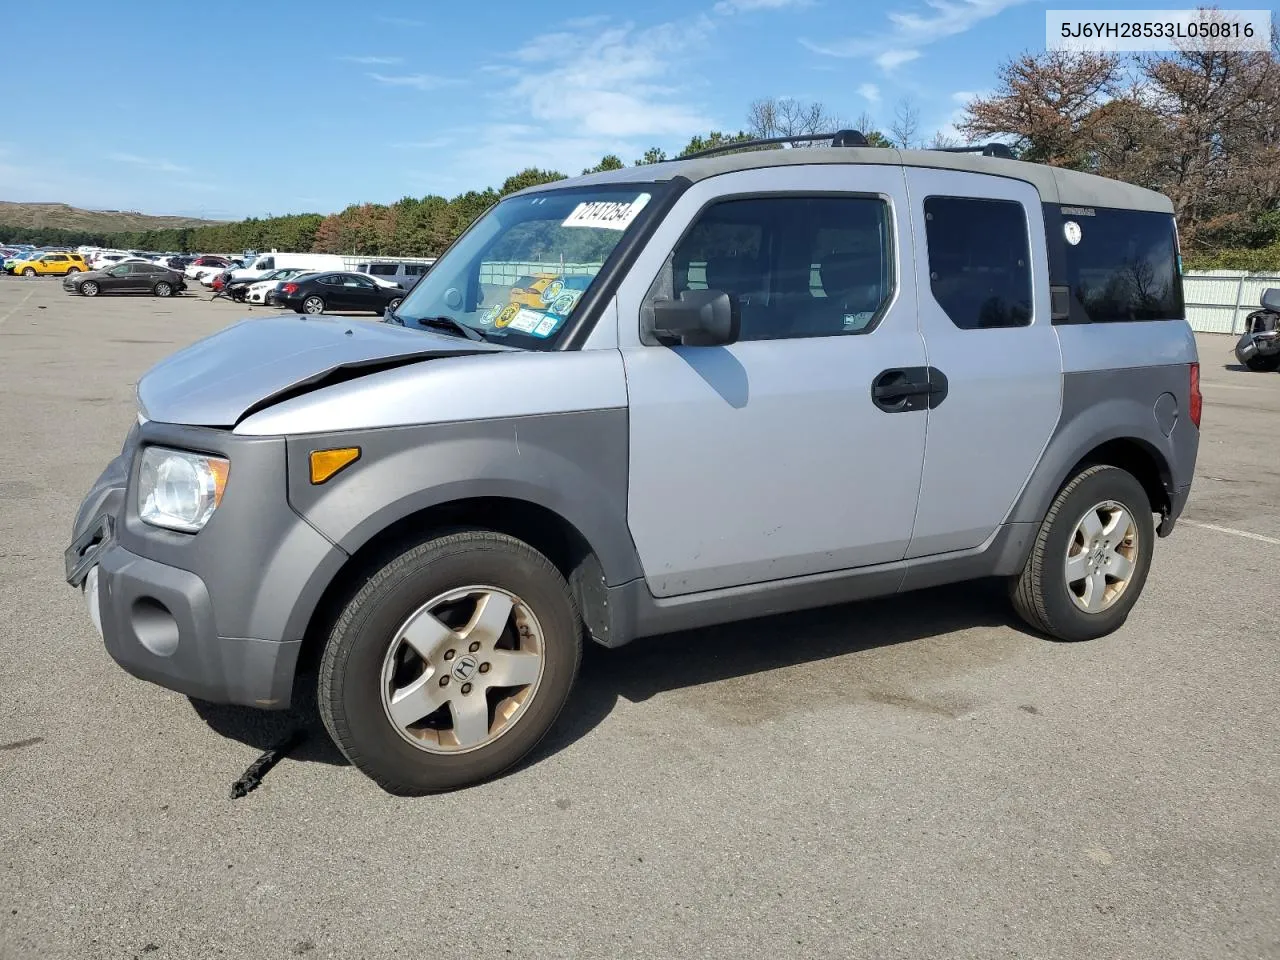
[65,135,1200,794]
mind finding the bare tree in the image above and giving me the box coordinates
[747,96,845,147]
[926,130,962,148]
[890,96,920,148]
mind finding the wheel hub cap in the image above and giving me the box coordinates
[1065,499,1139,614]
[379,585,546,754]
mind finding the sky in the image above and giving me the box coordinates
[0,0,1185,221]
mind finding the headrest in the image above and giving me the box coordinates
[820,252,880,297]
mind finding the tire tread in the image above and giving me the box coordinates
[317,529,581,795]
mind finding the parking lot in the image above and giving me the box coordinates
[0,274,1277,959]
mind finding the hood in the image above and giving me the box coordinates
[136,315,513,427]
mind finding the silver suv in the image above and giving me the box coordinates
[65,134,1201,794]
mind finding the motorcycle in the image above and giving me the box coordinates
[1235,288,1280,372]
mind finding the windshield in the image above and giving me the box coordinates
[392,183,663,349]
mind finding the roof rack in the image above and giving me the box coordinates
[678,130,1019,162]
[680,129,869,159]
[932,142,1017,159]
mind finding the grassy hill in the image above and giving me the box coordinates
[0,201,226,234]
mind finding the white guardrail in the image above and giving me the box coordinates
[1183,270,1279,335]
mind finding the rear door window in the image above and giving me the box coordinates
[923,196,1033,329]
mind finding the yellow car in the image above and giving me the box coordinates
[8,252,88,277]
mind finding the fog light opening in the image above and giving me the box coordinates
[132,597,180,657]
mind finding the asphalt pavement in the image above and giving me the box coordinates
[0,275,1277,960]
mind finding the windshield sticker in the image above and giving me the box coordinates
[507,307,547,334]
[532,315,561,338]
[1063,220,1082,246]
[561,194,651,230]
[479,304,502,325]
[548,291,581,316]
[539,279,564,304]
[493,303,521,329]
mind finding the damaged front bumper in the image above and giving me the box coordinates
[64,419,347,710]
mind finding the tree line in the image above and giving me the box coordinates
[4,31,1277,271]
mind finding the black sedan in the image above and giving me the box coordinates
[271,271,405,315]
[63,261,187,298]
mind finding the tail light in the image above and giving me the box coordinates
[1189,362,1202,428]
[282,283,299,294]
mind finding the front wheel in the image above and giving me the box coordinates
[154,281,173,297]
[1244,354,1280,372]
[22,268,35,277]
[80,281,100,297]
[318,530,583,794]
[302,295,325,315]
[1009,464,1155,642]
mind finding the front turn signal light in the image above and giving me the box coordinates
[309,447,361,484]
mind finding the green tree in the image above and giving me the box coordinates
[583,154,624,174]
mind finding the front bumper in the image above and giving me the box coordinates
[65,420,347,710]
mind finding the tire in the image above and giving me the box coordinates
[22,268,35,277]
[154,281,173,298]
[1009,464,1155,642]
[318,530,583,794]
[302,295,325,315]
[1244,354,1280,372]
[66,266,80,274]
[388,297,403,311]
[80,281,100,298]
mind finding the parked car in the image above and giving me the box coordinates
[64,134,1201,795]
[228,252,350,285]
[245,267,312,304]
[353,260,434,292]
[185,256,238,282]
[7,251,88,276]
[270,270,406,314]
[63,261,187,297]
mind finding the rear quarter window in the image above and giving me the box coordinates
[1059,207,1184,322]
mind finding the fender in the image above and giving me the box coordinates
[283,408,644,587]
[1006,365,1194,529]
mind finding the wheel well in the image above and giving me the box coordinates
[1069,438,1172,516]
[295,497,609,679]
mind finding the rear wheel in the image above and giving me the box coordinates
[318,530,583,794]
[1009,464,1155,642]
[66,266,80,274]
[302,295,325,315]
[80,281,100,297]
[154,281,173,297]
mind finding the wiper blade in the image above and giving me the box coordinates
[410,315,486,342]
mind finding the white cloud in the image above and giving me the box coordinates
[339,55,403,65]
[951,89,978,104]
[500,18,716,139]
[858,83,882,102]
[368,73,456,91]
[876,48,922,70]
[713,0,811,13]
[801,0,1034,68]
[104,152,189,175]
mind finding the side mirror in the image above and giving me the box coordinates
[650,289,740,346]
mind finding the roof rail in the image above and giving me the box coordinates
[932,142,1017,159]
[680,129,869,159]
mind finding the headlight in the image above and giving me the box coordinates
[137,446,230,533]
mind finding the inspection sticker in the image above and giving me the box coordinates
[561,194,651,230]
[507,307,547,334]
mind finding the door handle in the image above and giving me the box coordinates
[871,367,949,412]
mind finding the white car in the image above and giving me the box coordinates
[245,268,312,304]
[89,252,135,271]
